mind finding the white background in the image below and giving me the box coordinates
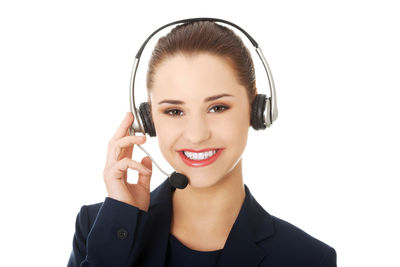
[1,0,399,266]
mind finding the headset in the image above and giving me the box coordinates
[128,17,278,189]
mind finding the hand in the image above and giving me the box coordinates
[103,112,153,211]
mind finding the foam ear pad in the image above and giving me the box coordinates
[251,94,267,130]
[139,102,157,137]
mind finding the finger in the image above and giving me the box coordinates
[109,135,147,163]
[110,158,152,182]
[111,112,134,141]
[141,156,152,171]
[138,156,152,190]
[115,135,146,162]
[119,142,133,162]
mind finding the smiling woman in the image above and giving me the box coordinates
[150,53,251,189]
[67,19,337,267]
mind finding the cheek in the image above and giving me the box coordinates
[154,117,181,139]
[153,115,180,153]
[214,110,249,144]
[156,132,177,163]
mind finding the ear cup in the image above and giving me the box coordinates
[139,102,157,137]
[251,94,267,130]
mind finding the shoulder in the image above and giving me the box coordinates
[74,196,145,232]
[74,179,168,230]
[77,181,166,225]
[271,215,333,250]
[260,214,337,266]
[243,184,337,266]
[75,201,103,226]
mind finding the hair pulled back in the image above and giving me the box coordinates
[146,21,257,104]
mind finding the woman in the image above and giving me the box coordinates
[68,20,337,266]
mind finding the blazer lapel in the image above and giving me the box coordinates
[138,179,274,267]
[139,178,175,266]
[217,185,274,267]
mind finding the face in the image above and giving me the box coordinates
[150,53,251,189]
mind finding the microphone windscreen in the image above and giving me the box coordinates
[169,171,189,189]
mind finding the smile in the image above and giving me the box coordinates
[178,148,223,167]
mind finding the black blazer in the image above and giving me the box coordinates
[68,178,337,266]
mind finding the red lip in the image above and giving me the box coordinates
[179,149,223,167]
[179,148,220,153]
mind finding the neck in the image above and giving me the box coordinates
[170,160,246,236]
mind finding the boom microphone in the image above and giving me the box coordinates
[168,171,189,189]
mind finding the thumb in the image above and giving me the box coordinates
[138,156,152,189]
[141,156,152,171]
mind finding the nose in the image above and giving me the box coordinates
[183,113,211,144]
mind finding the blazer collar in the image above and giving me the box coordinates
[146,178,274,266]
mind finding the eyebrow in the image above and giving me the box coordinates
[157,93,234,105]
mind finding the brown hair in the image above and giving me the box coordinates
[146,21,257,105]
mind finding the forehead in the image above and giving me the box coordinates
[150,53,245,101]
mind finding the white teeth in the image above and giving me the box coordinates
[183,150,217,160]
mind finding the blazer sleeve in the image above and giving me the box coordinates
[67,197,149,267]
[318,246,337,267]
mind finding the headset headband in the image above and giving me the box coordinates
[129,17,278,135]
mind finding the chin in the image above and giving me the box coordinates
[183,168,231,189]
[186,176,220,189]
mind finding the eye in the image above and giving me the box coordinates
[164,109,184,117]
[209,105,229,113]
